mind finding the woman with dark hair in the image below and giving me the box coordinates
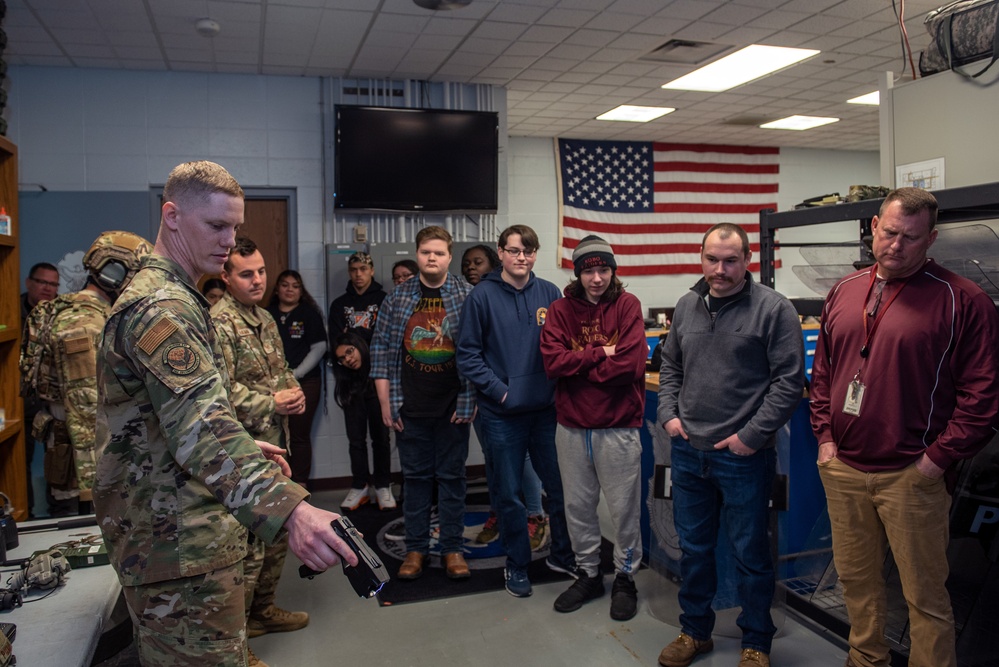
[201,277,227,306]
[460,244,500,285]
[461,242,549,550]
[266,270,327,488]
[331,331,392,507]
[391,259,419,286]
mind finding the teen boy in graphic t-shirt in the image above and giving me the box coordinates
[370,225,475,582]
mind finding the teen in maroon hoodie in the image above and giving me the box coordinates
[540,235,647,622]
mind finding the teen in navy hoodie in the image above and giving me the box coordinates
[456,225,576,598]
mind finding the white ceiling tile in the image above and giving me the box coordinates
[2,0,917,149]
[537,8,601,28]
[701,3,771,27]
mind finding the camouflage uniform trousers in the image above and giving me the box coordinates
[244,532,290,617]
[122,560,249,667]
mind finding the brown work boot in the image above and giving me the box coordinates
[443,552,471,579]
[397,552,427,580]
[739,648,770,666]
[246,605,309,638]
[247,647,268,667]
[658,633,714,667]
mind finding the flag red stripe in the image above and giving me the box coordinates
[654,182,779,194]
[563,241,766,255]
[562,217,761,236]
[655,162,780,174]
[653,203,776,214]
[560,260,775,275]
[653,143,780,155]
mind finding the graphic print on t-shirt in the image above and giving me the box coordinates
[344,304,379,331]
[404,295,456,370]
[288,320,305,339]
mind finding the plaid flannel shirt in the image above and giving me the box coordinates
[369,272,475,421]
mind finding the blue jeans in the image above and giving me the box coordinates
[479,406,574,573]
[474,416,544,516]
[671,436,777,653]
[396,415,470,554]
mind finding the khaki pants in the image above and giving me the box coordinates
[123,560,247,667]
[818,457,955,667]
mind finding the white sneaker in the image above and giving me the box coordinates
[375,486,397,510]
[341,485,370,511]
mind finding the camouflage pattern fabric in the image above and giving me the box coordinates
[249,534,290,614]
[211,292,300,447]
[123,560,248,667]
[211,292,300,615]
[24,290,110,500]
[93,253,308,588]
[242,538,266,612]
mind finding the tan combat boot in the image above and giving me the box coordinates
[247,604,309,638]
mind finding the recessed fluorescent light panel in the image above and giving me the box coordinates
[662,44,819,92]
[760,115,840,131]
[847,91,880,105]
[596,105,675,122]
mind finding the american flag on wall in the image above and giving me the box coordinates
[556,139,780,276]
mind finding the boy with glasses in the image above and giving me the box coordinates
[456,225,577,598]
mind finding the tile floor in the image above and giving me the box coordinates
[96,488,850,666]
[247,489,850,667]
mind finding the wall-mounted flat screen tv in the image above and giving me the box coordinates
[334,105,499,213]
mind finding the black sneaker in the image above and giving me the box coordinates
[545,556,581,580]
[610,573,637,621]
[553,572,605,613]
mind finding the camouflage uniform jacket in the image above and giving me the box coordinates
[45,289,110,498]
[93,254,308,587]
[211,292,300,446]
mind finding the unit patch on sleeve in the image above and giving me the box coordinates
[163,344,200,375]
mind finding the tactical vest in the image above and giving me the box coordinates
[19,294,105,403]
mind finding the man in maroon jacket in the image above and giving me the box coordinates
[810,187,999,667]
[540,235,647,621]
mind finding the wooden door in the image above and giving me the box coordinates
[241,198,289,301]
[199,198,289,303]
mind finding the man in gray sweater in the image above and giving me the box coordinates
[657,223,804,667]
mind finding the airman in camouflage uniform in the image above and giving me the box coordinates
[212,236,309,648]
[94,161,356,667]
[20,231,152,517]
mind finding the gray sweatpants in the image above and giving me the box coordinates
[555,424,643,579]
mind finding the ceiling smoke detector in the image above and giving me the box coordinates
[195,18,221,38]
[413,0,472,9]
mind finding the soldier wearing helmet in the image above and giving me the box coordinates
[22,231,151,516]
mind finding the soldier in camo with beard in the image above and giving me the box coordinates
[213,236,309,666]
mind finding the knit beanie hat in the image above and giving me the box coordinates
[572,235,617,277]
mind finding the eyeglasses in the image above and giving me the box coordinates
[502,247,537,258]
[30,277,60,288]
[336,346,357,365]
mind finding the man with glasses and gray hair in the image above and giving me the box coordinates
[456,225,578,599]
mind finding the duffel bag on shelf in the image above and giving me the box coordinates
[919,0,999,80]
